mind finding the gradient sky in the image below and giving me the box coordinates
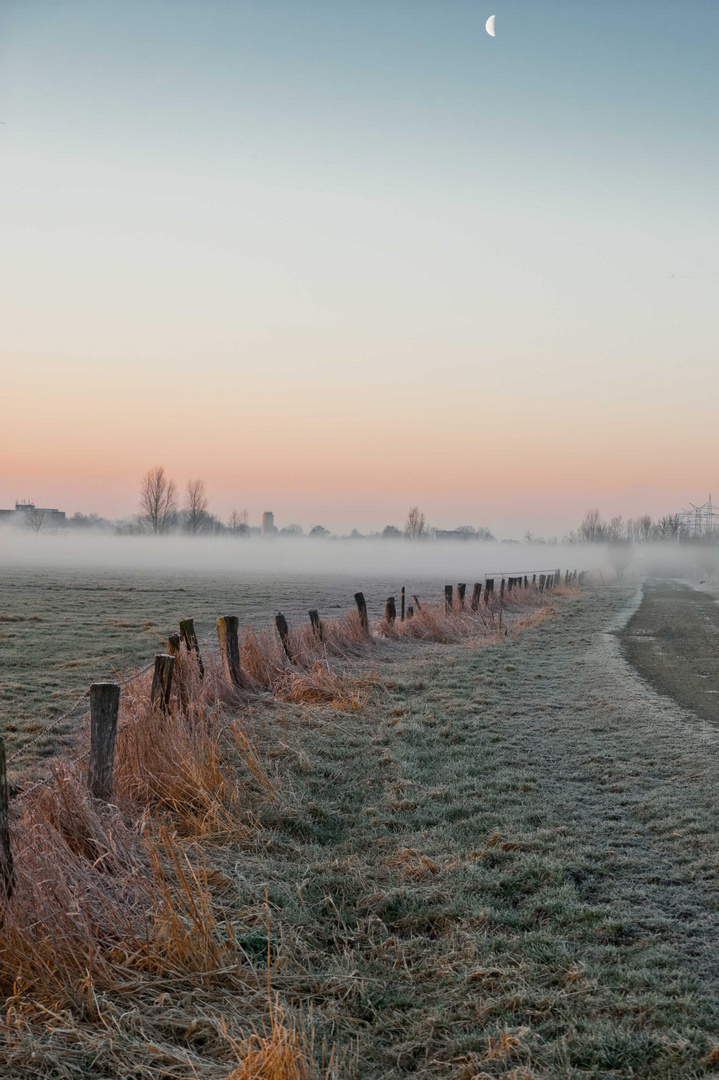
[1,0,717,536]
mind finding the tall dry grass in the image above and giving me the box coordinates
[0,579,576,1075]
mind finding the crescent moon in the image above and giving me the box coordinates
[485,14,496,36]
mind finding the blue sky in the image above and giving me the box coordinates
[1,1,717,533]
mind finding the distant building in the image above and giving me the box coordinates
[261,510,277,535]
[0,500,66,525]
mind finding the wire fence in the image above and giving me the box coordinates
[4,570,579,808]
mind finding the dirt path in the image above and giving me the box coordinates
[622,579,719,724]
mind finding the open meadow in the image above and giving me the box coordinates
[4,579,719,1078]
[0,535,581,783]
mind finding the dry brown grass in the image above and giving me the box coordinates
[0,580,578,1076]
[225,1005,314,1080]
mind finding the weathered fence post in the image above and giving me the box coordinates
[217,616,242,688]
[532,574,536,586]
[0,737,14,906]
[407,604,414,619]
[179,618,205,677]
[385,597,397,626]
[471,582,482,610]
[539,574,546,593]
[555,569,561,587]
[524,576,528,588]
[150,653,175,711]
[354,592,370,636]
[88,682,120,802]
[485,578,494,601]
[167,633,181,657]
[500,579,506,600]
[308,609,324,641]
[507,578,514,593]
[412,594,423,612]
[400,587,406,622]
[457,583,466,609]
[444,585,453,615]
[275,613,292,659]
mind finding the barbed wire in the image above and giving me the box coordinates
[8,638,223,805]
[6,690,90,764]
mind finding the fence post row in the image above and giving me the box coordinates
[150,653,175,711]
[275,613,292,660]
[0,737,14,906]
[354,592,370,636]
[179,618,204,677]
[217,615,242,688]
[88,682,120,802]
[385,597,397,625]
[308,609,324,641]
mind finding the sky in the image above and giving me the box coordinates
[1,0,717,537]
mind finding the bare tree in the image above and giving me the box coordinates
[24,507,48,534]
[140,466,178,534]
[227,508,249,535]
[184,479,209,535]
[404,506,427,540]
[656,514,681,540]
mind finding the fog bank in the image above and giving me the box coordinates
[0,532,615,581]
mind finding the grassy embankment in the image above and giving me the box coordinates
[4,581,719,1078]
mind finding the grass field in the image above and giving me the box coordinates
[4,582,719,1077]
[0,567,450,775]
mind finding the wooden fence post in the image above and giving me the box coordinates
[0,737,14,906]
[444,585,453,615]
[500,579,506,600]
[88,682,120,802]
[485,578,494,601]
[471,582,481,610]
[532,574,536,586]
[539,574,546,592]
[309,609,324,641]
[354,592,370,636]
[457,583,466,609]
[524,576,528,588]
[400,587,406,622]
[407,604,414,619]
[275,613,292,659]
[507,578,514,593]
[217,616,242,688]
[412,594,423,612]
[179,618,204,677]
[167,633,181,657]
[385,597,397,625]
[150,653,175,711]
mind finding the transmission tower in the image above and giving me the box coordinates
[680,495,719,538]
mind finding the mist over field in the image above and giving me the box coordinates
[0,530,610,579]
[2,528,717,584]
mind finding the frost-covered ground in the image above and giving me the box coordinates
[0,567,452,763]
[6,582,719,1076]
